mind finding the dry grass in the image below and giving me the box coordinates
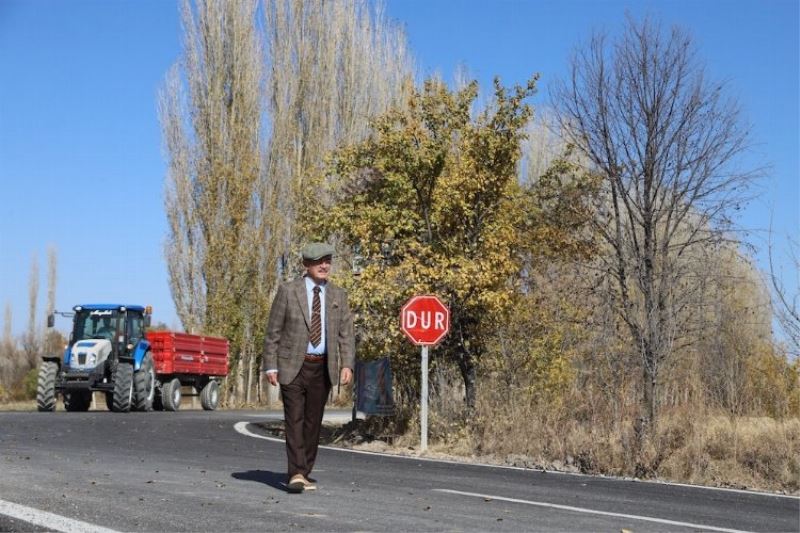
[363,373,796,493]
[452,394,800,493]
[658,415,800,492]
[0,394,214,412]
[0,400,36,411]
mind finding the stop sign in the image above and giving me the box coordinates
[400,295,450,346]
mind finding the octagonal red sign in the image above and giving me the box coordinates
[400,295,450,346]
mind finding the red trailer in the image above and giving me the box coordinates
[145,331,229,411]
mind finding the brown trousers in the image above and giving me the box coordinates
[280,359,331,479]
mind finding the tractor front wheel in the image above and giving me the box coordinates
[36,361,58,412]
[112,362,134,413]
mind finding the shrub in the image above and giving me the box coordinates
[22,367,38,400]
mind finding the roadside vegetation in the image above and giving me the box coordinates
[1,247,62,404]
[3,1,796,494]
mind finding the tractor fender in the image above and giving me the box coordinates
[42,354,62,369]
[133,340,152,370]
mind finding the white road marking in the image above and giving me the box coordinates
[433,489,754,533]
[0,498,121,533]
[233,421,798,500]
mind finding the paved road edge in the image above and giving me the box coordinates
[234,420,800,500]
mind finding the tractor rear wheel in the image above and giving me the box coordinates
[200,380,219,411]
[65,391,92,412]
[112,362,134,412]
[133,354,155,412]
[161,378,182,411]
[36,361,58,412]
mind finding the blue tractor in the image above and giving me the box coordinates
[37,304,156,413]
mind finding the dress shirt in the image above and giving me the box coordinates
[305,276,327,355]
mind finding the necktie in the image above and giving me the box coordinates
[310,286,322,348]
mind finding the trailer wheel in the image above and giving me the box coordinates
[200,380,220,411]
[36,361,59,412]
[161,378,182,411]
[64,391,92,412]
[133,354,155,412]
[112,362,134,413]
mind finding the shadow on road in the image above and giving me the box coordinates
[232,470,289,492]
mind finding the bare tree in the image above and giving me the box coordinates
[264,0,412,255]
[0,302,14,392]
[769,235,799,356]
[699,245,772,417]
[161,0,412,403]
[2,303,11,348]
[160,0,269,404]
[43,246,62,356]
[21,255,40,369]
[551,17,756,444]
[520,109,573,185]
[45,246,57,318]
[263,0,413,403]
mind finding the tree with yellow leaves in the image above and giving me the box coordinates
[308,78,540,409]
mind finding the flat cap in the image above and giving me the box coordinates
[302,242,335,261]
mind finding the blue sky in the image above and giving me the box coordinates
[0,0,797,337]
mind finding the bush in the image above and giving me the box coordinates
[22,367,38,400]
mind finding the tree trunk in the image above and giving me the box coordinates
[641,358,656,430]
[236,356,245,407]
[245,351,253,405]
[457,350,477,411]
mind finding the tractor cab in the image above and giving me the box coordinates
[60,305,149,374]
[68,305,149,346]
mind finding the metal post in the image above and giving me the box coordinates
[421,345,428,452]
[352,361,358,424]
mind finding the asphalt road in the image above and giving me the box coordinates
[0,409,797,532]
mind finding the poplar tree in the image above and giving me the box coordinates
[160,0,412,403]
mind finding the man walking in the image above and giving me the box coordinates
[263,242,355,493]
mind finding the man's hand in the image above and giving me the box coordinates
[266,371,279,387]
[340,367,353,386]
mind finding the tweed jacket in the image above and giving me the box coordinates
[262,277,355,386]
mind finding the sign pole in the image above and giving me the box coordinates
[421,345,429,452]
[400,295,449,454]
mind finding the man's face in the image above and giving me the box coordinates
[304,256,332,283]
